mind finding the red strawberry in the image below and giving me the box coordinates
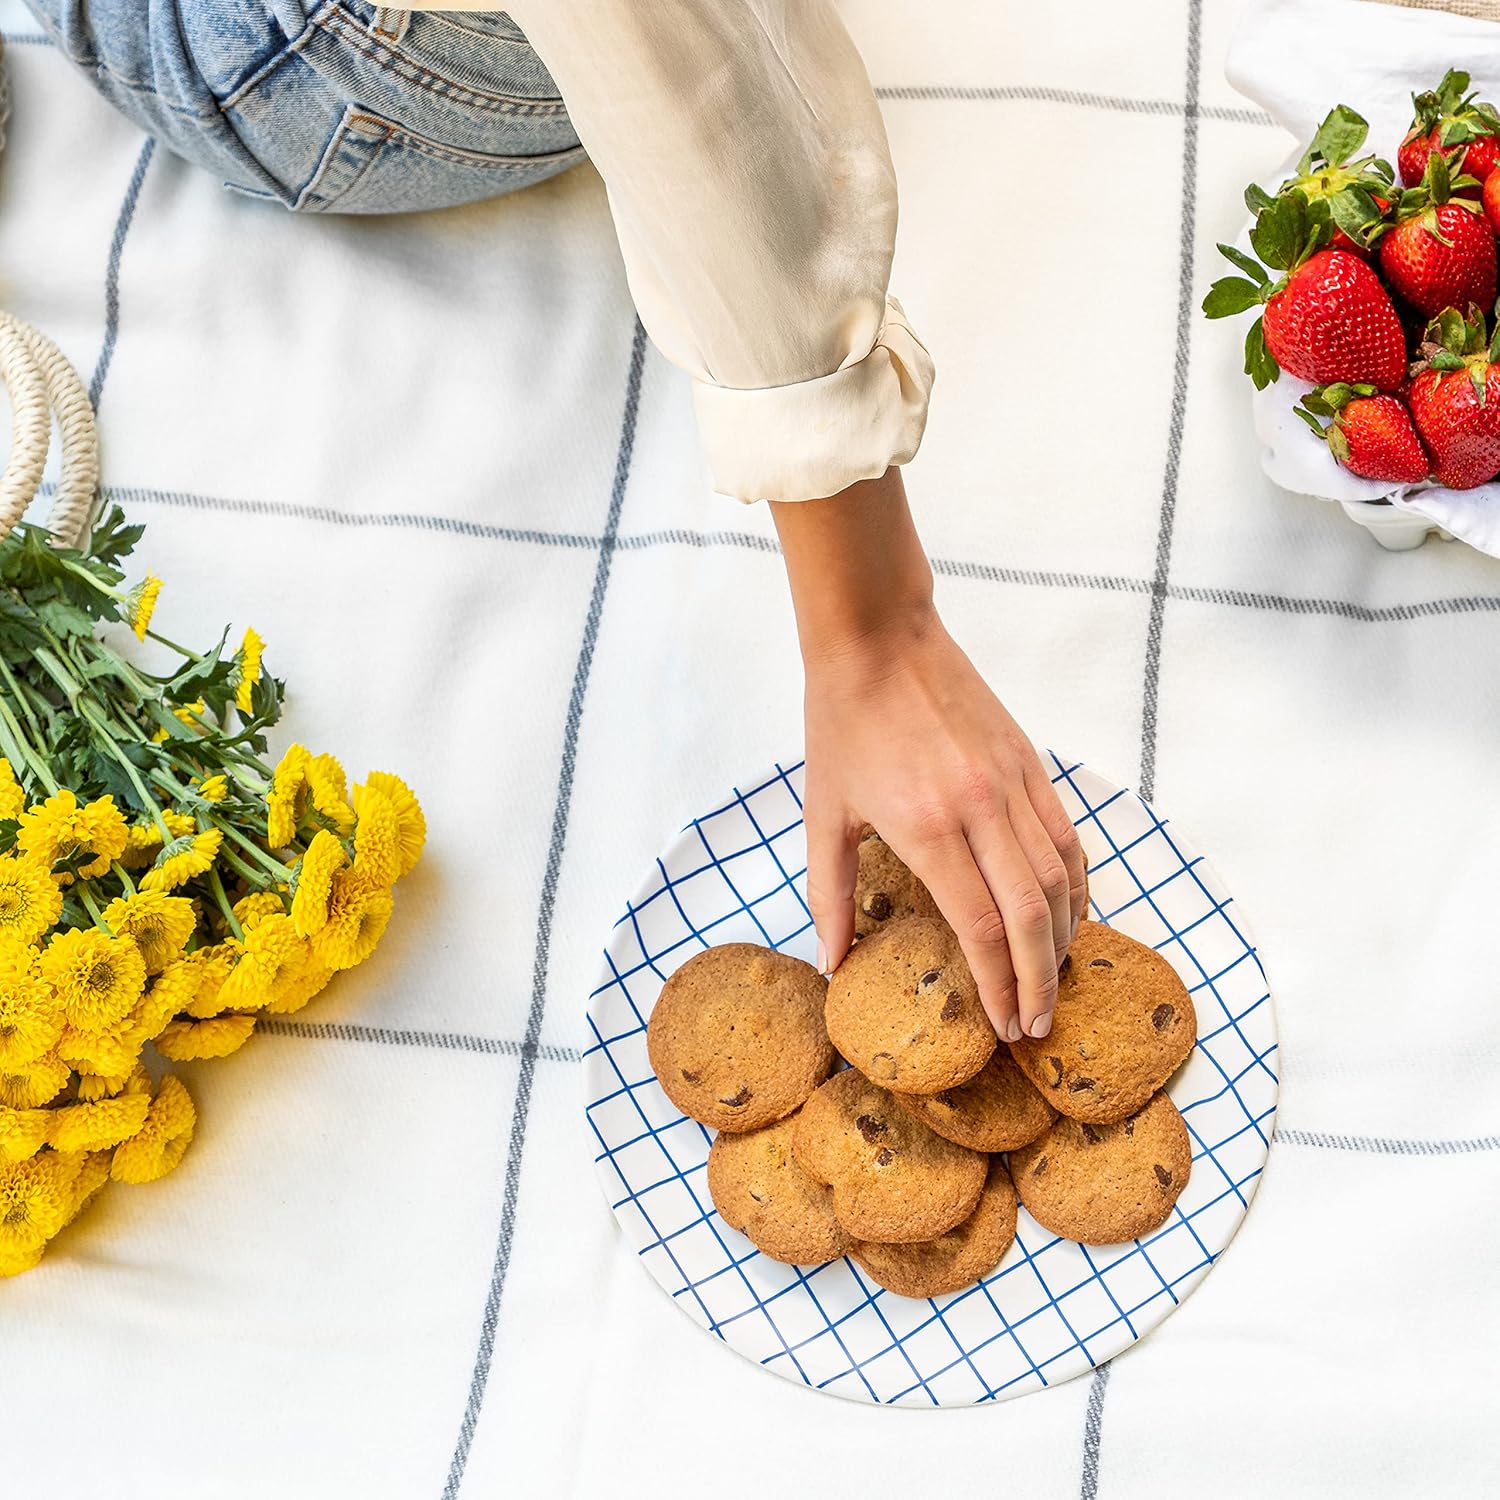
[1483,167,1500,238]
[1399,69,1500,195]
[1295,384,1430,484]
[1204,194,1407,392]
[1406,307,1500,489]
[1375,151,1497,318]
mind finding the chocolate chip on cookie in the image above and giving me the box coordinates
[1010,1089,1191,1243]
[1009,921,1195,1123]
[707,1111,850,1266]
[852,829,942,941]
[792,1068,987,1243]
[891,1049,1057,1152]
[825,917,996,1095]
[849,1156,1018,1299]
[647,944,834,1133]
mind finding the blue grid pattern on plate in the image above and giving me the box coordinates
[583,753,1279,1407]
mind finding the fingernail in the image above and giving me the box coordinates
[815,939,829,975]
[1005,1017,1024,1043]
[1029,1012,1053,1039]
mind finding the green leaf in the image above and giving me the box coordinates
[1300,390,1335,417]
[1244,182,1275,216]
[1488,315,1500,364]
[1429,147,1453,203]
[1294,403,1328,437]
[1244,316,1279,389]
[1429,351,1467,370]
[1326,424,1352,466]
[1369,157,1396,183]
[1202,276,1264,318]
[1437,69,1471,112]
[1439,118,1478,147]
[1249,193,1302,270]
[1217,242,1269,283]
[1329,186,1381,246]
[1437,307,1468,353]
[1308,104,1369,168]
[1321,382,1358,410]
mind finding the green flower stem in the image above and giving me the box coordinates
[207,866,245,942]
[71,695,174,841]
[0,685,58,793]
[76,882,109,931]
[110,860,137,897]
[0,654,50,749]
[217,840,272,893]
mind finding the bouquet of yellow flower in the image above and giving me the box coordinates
[0,506,423,1276]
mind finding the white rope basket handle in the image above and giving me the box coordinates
[0,308,102,549]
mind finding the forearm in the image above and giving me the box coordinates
[769,469,936,667]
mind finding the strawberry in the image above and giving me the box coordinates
[1483,166,1500,238]
[1399,69,1500,195]
[1247,105,1394,256]
[1406,306,1500,489]
[1295,383,1430,484]
[1204,192,1407,391]
[1374,150,1497,318]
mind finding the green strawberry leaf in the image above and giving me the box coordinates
[1307,104,1369,170]
[1321,382,1358,410]
[1244,316,1279,389]
[1294,403,1329,436]
[1369,157,1396,183]
[1437,70,1471,112]
[1249,193,1302,270]
[1300,390,1336,417]
[1439,118,1479,147]
[1329,186,1382,245]
[1430,351,1468,370]
[1472,363,1488,405]
[1202,276,1265,318]
[1428,147,1453,203]
[1436,306,1468,353]
[1488,316,1500,364]
[1216,243,1269,284]
[1245,182,1275,216]
[1326,423,1352,466]
[1475,103,1500,135]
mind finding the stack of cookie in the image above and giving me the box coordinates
[645,832,1197,1300]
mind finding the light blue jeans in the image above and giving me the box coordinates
[21,1,584,212]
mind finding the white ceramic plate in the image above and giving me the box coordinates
[584,753,1278,1406]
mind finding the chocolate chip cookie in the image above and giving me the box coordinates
[1010,1090,1191,1244]
[853,827,941,940]
[792,1068,987,1243]
[849,1156,1018,1299]
[647,944,834,1133]
[1009,921,1195,1123]
[891,1050,1057,1152]
[707,1111,850,1266]
[825,917,996,1095]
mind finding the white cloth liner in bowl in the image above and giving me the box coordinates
[1229,0,1500,556]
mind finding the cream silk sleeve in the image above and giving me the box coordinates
[496,0,935,503]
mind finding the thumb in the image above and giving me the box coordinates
[805,808,859,975]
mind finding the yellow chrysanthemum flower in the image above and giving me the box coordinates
[261,958,334,1016]
[16,789,128,881]
[0,1105,50,1164]
[111,1075,195,1184]
[357,772,425,878]
[121,822,163,870]
[0,853,64,945]
[0,939,63,1070]
[0,1049,70,1109]
[47,1091,151,1153]
[233,626,265,715]
[155,1013,256,1062]
[349,786,400,889]
[232,891,285,931]
[162,810,197,838]
[39,928,146,1034]
[133,958,200,1039]
[265,743,311,848]
[63,1148,112,1229]
[140,828,223,894]
[310,869,394,973]
[220,915,306,1009]
[291,830,347,938]
[100,891,196,975]
[196,774,228,803]
[181,944,235,1020]
[56,1019,144,1080]
[172,698,207,729]
[0,758,24,823]
[125,573,163,641]
[0,1152,76,1260]
[307,753,356,834]
[75,1069,133,1102]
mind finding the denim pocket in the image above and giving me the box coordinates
[295,104,586,214]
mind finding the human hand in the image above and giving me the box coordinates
[770,468,1085,1042]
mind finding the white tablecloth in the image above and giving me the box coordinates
[0,2,1495,1496]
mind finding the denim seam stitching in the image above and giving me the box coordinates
[296,108,390,211]
[219,24,319,112]
[315,8,569,117]
[335,112,583,172]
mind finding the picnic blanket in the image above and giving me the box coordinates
[0,1,1495,1496]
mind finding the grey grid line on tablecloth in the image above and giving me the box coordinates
[66,484,1500,623]
[442,317,648,1500]
[873,82,1272,127]
[89,137,154,411]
